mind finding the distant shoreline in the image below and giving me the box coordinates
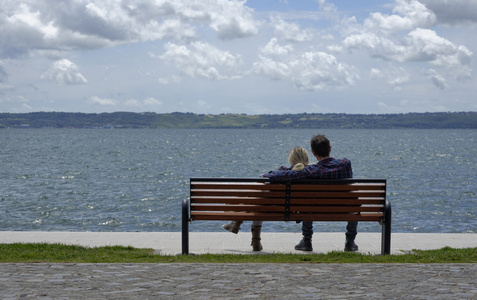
[1,111,476,129]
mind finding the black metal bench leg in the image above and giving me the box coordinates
[182,198,189,255]
[381,200,392,255]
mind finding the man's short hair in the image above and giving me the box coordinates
[310,134,330,157]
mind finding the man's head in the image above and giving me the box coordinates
[310,134,331,160]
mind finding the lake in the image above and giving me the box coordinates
[1,128,476,234]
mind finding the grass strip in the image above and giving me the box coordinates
[0,243,476,263]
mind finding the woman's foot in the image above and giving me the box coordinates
[223,221,243,234]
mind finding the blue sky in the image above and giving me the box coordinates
[1,0,476,114]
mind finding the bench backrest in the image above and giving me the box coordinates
[189,178,387,223]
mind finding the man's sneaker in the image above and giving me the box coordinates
[294,238,313,251]
[344,240,359,252]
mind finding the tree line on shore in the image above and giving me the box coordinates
[0,111,476,129]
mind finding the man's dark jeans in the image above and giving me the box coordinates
[302,221,358,241]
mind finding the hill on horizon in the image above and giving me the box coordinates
[0,111,476,129]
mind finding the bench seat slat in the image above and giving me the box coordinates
[190,212,384,222]
[291,198,384,205]
[191,212,285,221]
[192,190,384,198]
[191,183,386,192]
[292,191,385,198]
[191,182,286,191]
[191,190,285,197]
[191,196,286,205]
[192,204,285,212]
[288,213,383,222]
[290,184,385,191]
[191,190,285,198]
[191,205,382,213]
[289,206,383,213]
[191,196,384,205]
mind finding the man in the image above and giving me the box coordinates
[262,134,358,252]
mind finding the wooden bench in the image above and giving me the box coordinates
[182,178,391,255]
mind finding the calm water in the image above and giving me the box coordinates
[1,128,476,234]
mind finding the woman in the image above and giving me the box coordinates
[223,146,310,251]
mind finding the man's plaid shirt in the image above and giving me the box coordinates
[262,157,353,180]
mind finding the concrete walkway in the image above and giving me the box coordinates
[1,231,476,255]
[1,232,476,299]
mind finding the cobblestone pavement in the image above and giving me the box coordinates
[1,263,476,299]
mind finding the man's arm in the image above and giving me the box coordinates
[261,168,310,180]
[262,158,353,180]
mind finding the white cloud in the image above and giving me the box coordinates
[158,75,181,85]
[425,69,447,89]
[371,66,410,87]
[343,26,473,84]
[0,0,259,59]
[260,38,293,57]
[41,59,87,85]
[388,73,409,86]
[253,39,358,91]
[143,97,162,106]
[364,0,436,33]
[317,0,337,13]
[370,68,383,79]
[125,97,163,108]
[88,96,117,106]
[0,83,14,92]
[159,41,243,80]
[253,56,291,80]
[342,0,474,84]
[0,95,31,112]
[0,1,476,114]
[271,17,313,42]
[205,0,259,40]
[125,98,140,107]
[289,51,359,91]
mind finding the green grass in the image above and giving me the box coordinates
[1,243,476,263]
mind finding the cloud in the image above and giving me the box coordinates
[259,38,293,57]
[253,39,358,91]
[420,0,477,25]
[0,0,476,114]
[342,0,474,88]
[158,75,181,85]
[271,17,313,42]
[317,0,338,13]
[0,0,259,59]
[126,97,163,108]
[425,69,447,89]
[159,41,243,80]
[370,68,383,79]
[41,59,87,85]
[364,0,437,33]
[0,61,8,82]
[0,95,31,112]
[344,29,472,77]
[88,96,117,106]
[253,56,291,80]
[204,0,259,40]
[143,97,162,106]
[289,52,359,91]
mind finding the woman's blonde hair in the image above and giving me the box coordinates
[288,147,309,171]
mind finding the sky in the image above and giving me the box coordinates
[1,0,476,115]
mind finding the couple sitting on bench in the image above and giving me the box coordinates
[223,134,359,252]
